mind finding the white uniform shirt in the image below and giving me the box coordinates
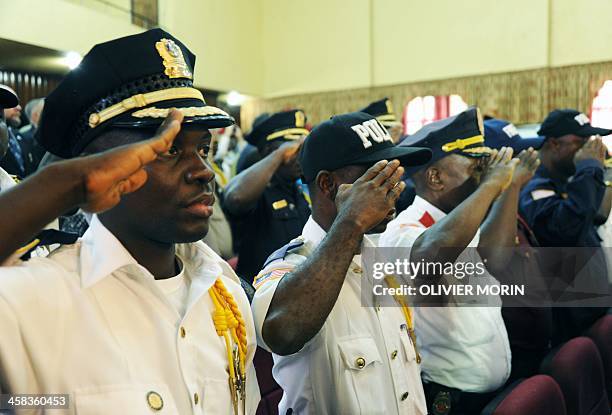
[379,196,511,393]
[0,215,260,414]
[252,216,427,415]
[0,166,15,192]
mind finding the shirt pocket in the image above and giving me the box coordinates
[270,203,299,221]
[337,336,388,415]
[74,383,179,414]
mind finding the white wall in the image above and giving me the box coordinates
[2,0,612,97]
[372,0,549,86]
[0,0,263,95]
[261,0,371,97]
[550,0,612,67]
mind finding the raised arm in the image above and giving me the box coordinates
[0,111,183,263]
[479,148,539,272]
[262,160,405,355]
[521,137,607,245]
[223,140,301,215]
[411,149,517,265]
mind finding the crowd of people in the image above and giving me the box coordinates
[0,27,610,415]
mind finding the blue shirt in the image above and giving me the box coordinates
[519,159,605,247]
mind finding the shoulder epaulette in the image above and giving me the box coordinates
[18,229,79,260]
[262,236,305,268]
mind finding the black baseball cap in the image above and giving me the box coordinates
[538,109,611,138]
[299,111,431,183]
[0,85,18,110]
[38,28,234,158]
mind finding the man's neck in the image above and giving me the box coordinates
[417,192,452,215]
[540,157,569,183]
[99,216,177,280]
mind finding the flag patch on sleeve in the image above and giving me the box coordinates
[253,268,292,289]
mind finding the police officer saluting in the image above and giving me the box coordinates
[0,29,259,413]
[520,109,612,341]
[224,110,311,281]
[380,107,520,415]
[252,111,432,414]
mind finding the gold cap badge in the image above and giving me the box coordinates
[155,38,193,79]
[385,99,394,115]
[295,110,305,128]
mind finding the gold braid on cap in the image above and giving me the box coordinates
[87,87,204,128]
[441,135,485,152]
[132,106,230,119]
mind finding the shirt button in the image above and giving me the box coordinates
[391,350,398,360]
[355,357,366,369]
[401,391,409,401]
[180,326,186,338]
[146,391,164,410]
[194,392,199,405]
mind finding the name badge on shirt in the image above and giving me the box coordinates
[272,199,288,210]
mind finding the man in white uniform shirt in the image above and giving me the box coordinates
[252,112,432,414]
[0,29,259,414]
[380,108,521,415]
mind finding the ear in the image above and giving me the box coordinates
[425,167,444,191]
[546,137,560,152]
[315,170,338,199]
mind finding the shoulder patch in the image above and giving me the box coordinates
[262,237,305,268]
[530,189,557,201]
[418,212,435,228]
[253,268,292,289]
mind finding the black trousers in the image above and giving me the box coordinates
[423,382,498,415]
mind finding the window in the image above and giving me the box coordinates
[403,95,468,135]
[591,80,612,151]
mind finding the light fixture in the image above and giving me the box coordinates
[63,51,82,70]
[226,90,246,106]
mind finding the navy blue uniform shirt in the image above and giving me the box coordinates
[519,159,605,247]
[520,158,609,342]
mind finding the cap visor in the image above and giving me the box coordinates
[459,146,494,158]
[511,136,546,153]
[111,98,235,130]
[0,86,18,109]
[576,125,612,137]
[350,145,432,167]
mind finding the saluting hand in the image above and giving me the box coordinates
[276,138,304,164]
[511,148,540,188]
[335,159,405,234]
[574,136,607,166]
[481,146,518,196]
[69,110,183,212]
